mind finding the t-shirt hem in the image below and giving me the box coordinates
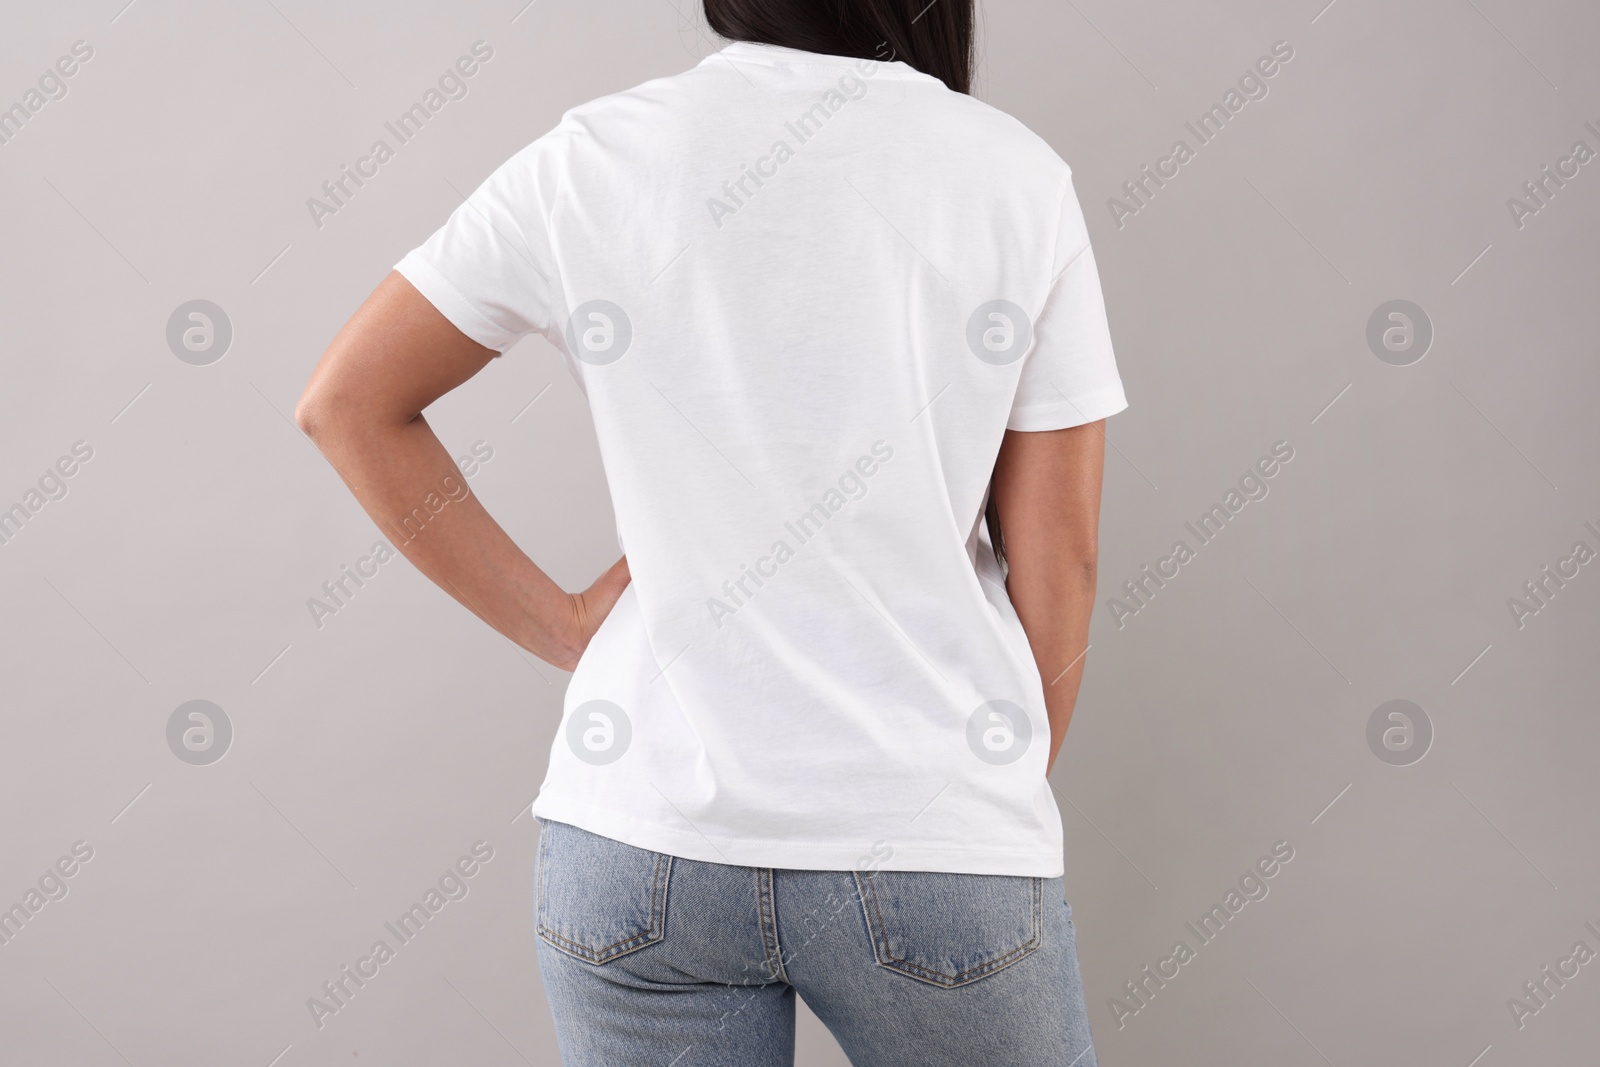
[393,250,520,353]
[1007,380,1128,432]
[530,791,1066,878]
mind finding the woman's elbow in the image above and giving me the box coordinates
[293,383,366,443]
[293,388,333,439]
[294,375,376,440]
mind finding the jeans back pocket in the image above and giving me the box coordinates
[853,869,1043,988]
[536,819,672,965]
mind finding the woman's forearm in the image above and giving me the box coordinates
[299,407,587,669]
[989,421,1108,778]
[1009,565,1097,776]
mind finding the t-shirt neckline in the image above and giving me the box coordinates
[712,40,930,80]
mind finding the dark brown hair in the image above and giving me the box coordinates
[703,0,1008,563]
[703,0,975,95]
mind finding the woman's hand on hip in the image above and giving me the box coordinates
[562,555,631,671]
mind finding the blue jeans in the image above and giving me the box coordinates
[534,818,1098,1066]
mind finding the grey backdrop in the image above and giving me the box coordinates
[3,0,1598,1064]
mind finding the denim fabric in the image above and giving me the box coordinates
[535,818,1097,1066]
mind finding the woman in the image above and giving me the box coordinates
[297,1,1126,1063]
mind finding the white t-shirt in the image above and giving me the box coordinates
[394,40,1127,877]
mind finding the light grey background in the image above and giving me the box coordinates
[3,0,1597,1064]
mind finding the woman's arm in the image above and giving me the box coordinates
[294,271,630,671]
[990,421,1107,776]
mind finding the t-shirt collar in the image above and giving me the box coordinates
[712,40,928,79]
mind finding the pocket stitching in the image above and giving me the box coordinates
[853,870,1044,988]
[537,838,673,964]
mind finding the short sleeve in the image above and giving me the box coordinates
[392,139,561,354]
[1006,173,1128,431]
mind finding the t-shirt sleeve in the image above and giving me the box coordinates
[392,139,562,354]
[1005,172,1128,431]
